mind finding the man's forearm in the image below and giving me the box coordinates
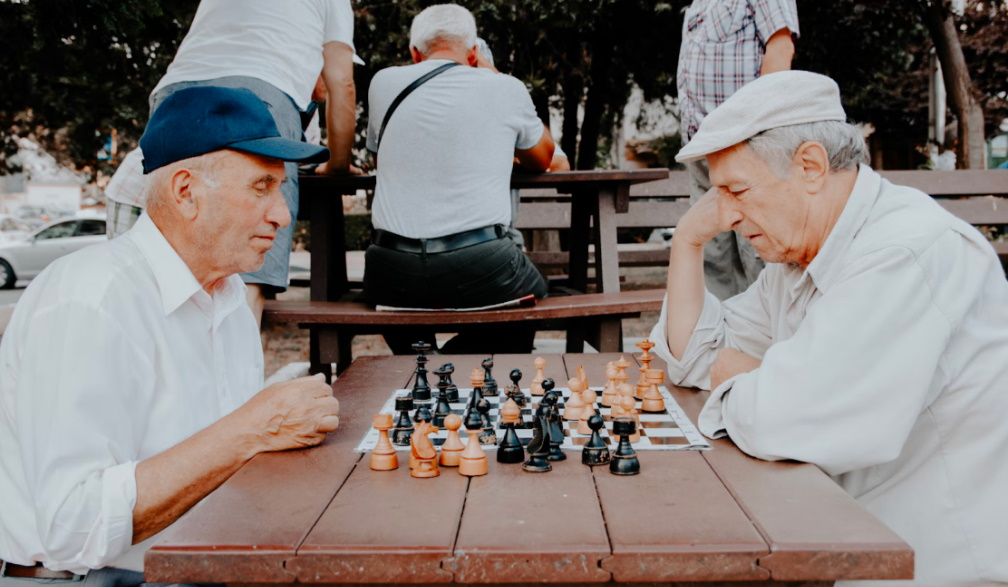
[760,28,794,76]
[131,414,257,543]
[325,80,356,172]
[665,234,707,360]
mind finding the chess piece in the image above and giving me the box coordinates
[458,423,488,476]
[600,363,619,408]
[370,414,398,471]
[477,397,497,445]
[410,421,440,478]
[432,365,453,428]
[411,341,432,401]
[581,414,611,467]
[577,365,590,395]
[505,368,526,407]
[412,399,433,425]
[481,357,498,396]
[619,391,641,443]
[609,417,640,475]
[530,356,546,395]
[640,368,666,413]
[541,386,567,462]
[391,395,415,446]
[563,376,585,421]
[522,404,553,473]
[498,397,525,464]
[635,339,656,399]
[439,413,465,467]
[442,363,458,402]
[576,395,595,435]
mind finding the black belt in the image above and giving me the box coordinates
[0,561,82,581]
[373,225,506,255]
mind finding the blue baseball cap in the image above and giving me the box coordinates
[139,86,330,173]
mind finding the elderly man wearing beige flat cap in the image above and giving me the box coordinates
[650,70,1008,586]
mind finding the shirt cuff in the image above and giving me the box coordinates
[697,376,739,439]
[77,461,138,570]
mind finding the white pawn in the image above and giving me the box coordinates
[530,356,546,396]
[563,376,585,421]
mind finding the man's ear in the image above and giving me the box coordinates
[793,141,829,193]
[466,46,478,66]
[410,46,424,64]
[168,168,200,220]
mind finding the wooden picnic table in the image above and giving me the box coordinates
[297,168,669,302]
[145,353,912,585]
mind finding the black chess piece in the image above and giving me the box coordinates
[476,398,497,445]
[497,417,524,464]
[412,400,433,424]
[581,414,611,466]
[541,387,567,462]
[443,363,459,402]
[411,341,432,401]
[464,387,484,432]
[391,395,414,446]
[432,367,453,429]
[481,357,497,396]
[507,368,526,407]
[609,417,640,475]
[522,404,552,473]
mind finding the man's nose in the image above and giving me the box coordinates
[717,193,743,231]
[266,190,292,228]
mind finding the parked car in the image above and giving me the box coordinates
[0,217,107,288]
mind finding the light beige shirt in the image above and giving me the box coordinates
[651,166,1008,586]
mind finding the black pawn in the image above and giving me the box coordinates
[411,341,432,401]
[443,363,459,402]
[464,389,484,432]
[413,401,433,424]
[522,404,552,473]
[609,418,640,476]
[481,357,497,396]
[541,388,567,462]
[391,395,414,446]
[432,383,452,429]
[508,368,526,407]
[581,414,611,466]
[477,398,497,445]
[497,420,524,464]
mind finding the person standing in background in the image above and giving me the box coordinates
[677,0,799,300]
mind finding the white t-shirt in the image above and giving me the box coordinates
[0,214,262,572]
[152,0,355,110]
[651,166,1008,585]
[367,60,544,239]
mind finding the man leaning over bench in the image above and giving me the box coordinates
[650,70,1008,585]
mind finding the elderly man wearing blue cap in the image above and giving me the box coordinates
[0,86,339,586]
[651,71,1008,586]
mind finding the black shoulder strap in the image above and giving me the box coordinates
[376,62,461,152]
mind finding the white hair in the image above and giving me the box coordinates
[745,120,869,178]
[144,151,226,217]
[409,4,477,56]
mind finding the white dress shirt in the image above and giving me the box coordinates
[650,166,1008,586]
[0,214,263,573]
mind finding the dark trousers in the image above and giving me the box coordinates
[363,236,548,354]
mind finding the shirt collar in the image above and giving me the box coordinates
[799,164,882,294]
[127,213,246,317]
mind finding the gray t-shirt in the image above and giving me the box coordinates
[367,59,544,239]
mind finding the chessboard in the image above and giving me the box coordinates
[355,385,711,453]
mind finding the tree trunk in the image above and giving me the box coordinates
[560,72,582,163]
[920,0,986,168]
[576,36,615,170]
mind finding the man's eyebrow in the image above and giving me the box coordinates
[252,174,285,186]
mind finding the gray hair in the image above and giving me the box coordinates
[409,4,477,56]
[144,151,226,217]
[745,120,869,178]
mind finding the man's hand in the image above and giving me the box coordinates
[676,186,724,248]
[232,373,341,454]
[315,161,364,176]
[710,348,762,390]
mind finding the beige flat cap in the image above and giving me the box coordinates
[676,70,847,162]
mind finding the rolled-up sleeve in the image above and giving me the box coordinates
[16,299,153,570]
[699,246,952,476]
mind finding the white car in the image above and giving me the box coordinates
[0,217,107,289]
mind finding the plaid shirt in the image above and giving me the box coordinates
[678,0,799,143]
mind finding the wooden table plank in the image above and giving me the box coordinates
[450,459,611,583]
[145,356,413,583]
[703,439,914,581]
[597,452,769,582]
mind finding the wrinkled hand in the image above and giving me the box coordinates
[710,348,761,391]
[676,186,724,248]
[236,373,340,454]
[315,161,364,176]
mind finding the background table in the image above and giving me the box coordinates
[146,354,912,585]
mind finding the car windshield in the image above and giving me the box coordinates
[35,222,77,240]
